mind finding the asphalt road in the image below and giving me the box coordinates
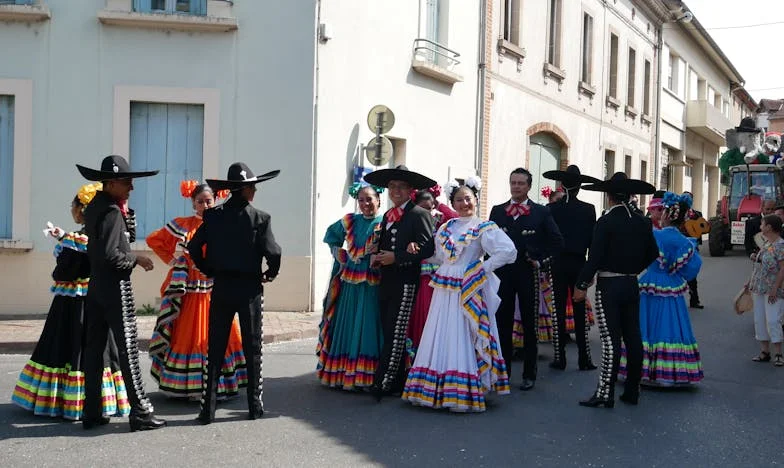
[0,249,781,467]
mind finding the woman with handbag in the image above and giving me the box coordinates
[746,214,784,367]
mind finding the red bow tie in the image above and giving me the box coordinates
[505,203,530,217]
[385,207,404,223]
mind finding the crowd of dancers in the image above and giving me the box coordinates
[10,155,709,433]
[316,164,706,411]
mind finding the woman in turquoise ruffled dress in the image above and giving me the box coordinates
[316,183,384,390]
[620,192,704,386]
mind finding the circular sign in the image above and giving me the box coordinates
[365,136,394,166]
[367,105,395,134]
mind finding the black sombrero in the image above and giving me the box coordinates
[543,164,602,188]
[582,172,656,195]
[205,162,280,191]
[735,116,761,133]
[76,155,159,181]
[363,165,436,190]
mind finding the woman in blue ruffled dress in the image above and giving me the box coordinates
[619,192,704,386]
[316,183,384,390]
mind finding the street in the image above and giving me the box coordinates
[0,250,781,467]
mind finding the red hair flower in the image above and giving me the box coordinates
[180,180,199,198]
[541,186,553,199]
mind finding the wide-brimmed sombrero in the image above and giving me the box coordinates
[363,165,436,190]
[543,164,602,188]
[205,162,280,191]
[76,155,159,181]
[582,172,656,195]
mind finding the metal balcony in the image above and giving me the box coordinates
[685,99,732,146]
[411,38,463,85]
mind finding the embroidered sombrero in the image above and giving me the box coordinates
[363,165,437,190]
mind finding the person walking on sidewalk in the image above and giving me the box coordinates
[77,155,166,431]
[189,163,282,424]
[12,183,131,421]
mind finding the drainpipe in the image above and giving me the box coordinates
[309,0,322,312]
[653,24,663,190]
[474,0,487,199]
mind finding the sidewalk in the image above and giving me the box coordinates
[0,311,322,354]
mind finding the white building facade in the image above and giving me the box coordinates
[483,0,669,210]
[0,0,482,315]
[657,0,754,216]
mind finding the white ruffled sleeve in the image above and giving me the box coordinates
[425,224,448,265]
[480,222,517,273]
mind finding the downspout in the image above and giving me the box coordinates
[309,0,321,312]
[474,0,487,189]
[653,24,663,190]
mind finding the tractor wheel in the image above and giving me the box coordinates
[708,219,726,257]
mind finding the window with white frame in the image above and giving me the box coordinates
[0,1,34,4]
[667,52,679,93]
[547,0,562,67]
[502,0,521,45]
[643,59,652,115]
[133,0,207,15]
[609,33,619,98]
[581,13,594,84]
[627,47,636,108]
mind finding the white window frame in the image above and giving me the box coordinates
[580,11,594,85]
[112,85,219,248]
[0,79,32,244]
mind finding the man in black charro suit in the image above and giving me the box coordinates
[490,167,563,392]
[364,165,436,400]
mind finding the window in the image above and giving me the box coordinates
[643,59,651,115]
[609,33,619,98]
[129,102,205,238]
[714,93,722,109]
[133,0,206,15]
[684,164,692,178]
[547,0,562,67]
[640,160,648,181]
[0,1,34,4]
[581,13,594,84]
[667,53,679,93]
[604,150,615,178]
[625,154,632,177]
[0,96,13,238]
[627,48,636,107]
[502,0,521,45]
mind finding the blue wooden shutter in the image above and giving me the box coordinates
[129,102,204,239]
[0,96,14,239]
[133,0,152,13]
[190,0,207,16]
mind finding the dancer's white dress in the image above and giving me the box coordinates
[402,216,516,412]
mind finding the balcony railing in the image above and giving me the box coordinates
[685,99,732,147]
[411,38,463,85]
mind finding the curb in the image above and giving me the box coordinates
[0,328,320,355]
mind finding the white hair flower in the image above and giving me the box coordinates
[444,179,460,200]
[465,175,482,192]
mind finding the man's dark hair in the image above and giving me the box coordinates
[763,214,783,233]
[510,167,532,185]
[608,192,630,204]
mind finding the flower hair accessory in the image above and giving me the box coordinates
[348,181,384,199]
[443,179,460,201]
[215,189,230,200]
[464,176,482,192]
[541,186,553,199]
[76,183,102,206]
[180,180,199,198]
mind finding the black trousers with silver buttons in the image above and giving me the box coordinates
[201,276,263,418]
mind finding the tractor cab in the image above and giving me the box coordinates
[709,164,784,256]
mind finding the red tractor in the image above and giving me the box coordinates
[708,163,784,256]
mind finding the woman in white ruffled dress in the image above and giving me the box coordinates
[402,178,517,413]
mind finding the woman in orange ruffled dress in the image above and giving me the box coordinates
[147,181,248,399]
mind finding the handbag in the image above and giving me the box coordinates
[734,261,757,315]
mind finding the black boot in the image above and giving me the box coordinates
[578,395,614,408]
[248,402,264,420]
[549,358,567,370]
[129,412,167,432]
[578,355,597,371]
